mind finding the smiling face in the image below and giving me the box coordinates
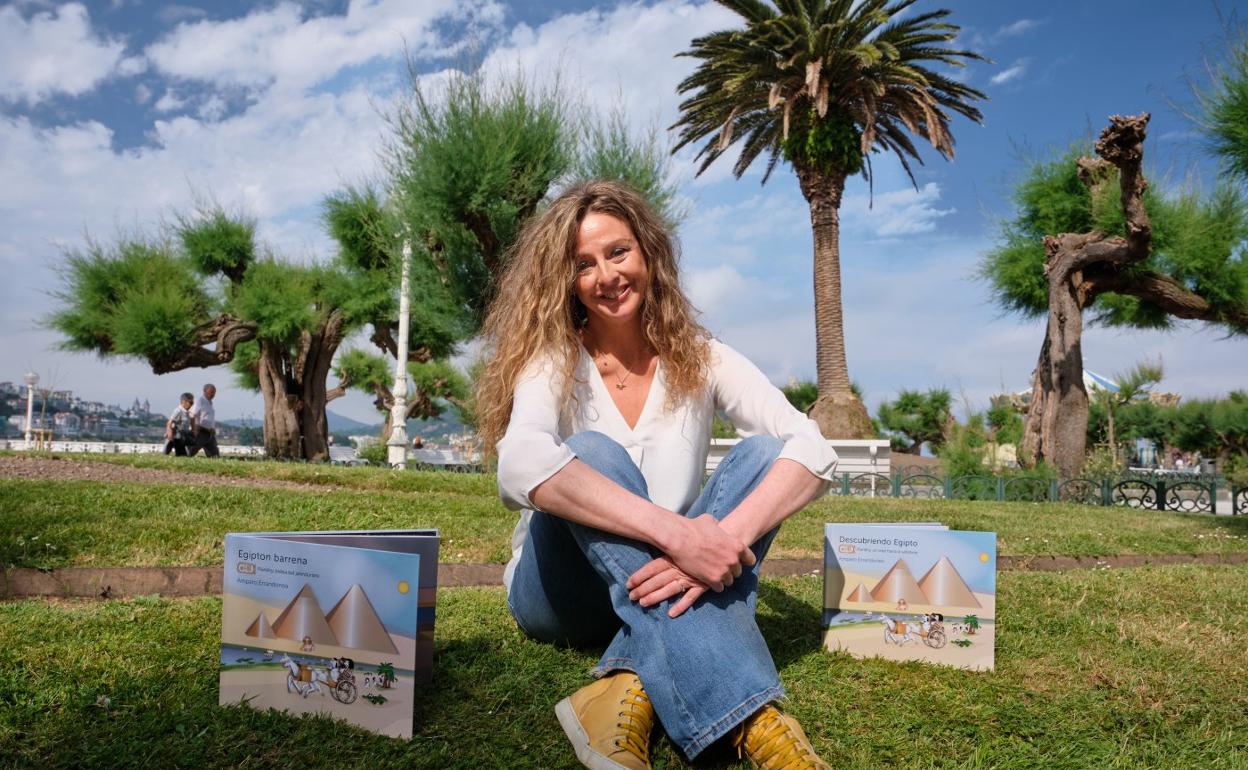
[572,212,649,331]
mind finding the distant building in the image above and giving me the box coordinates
[8,415,52,433]
[54,412,81,437]
[0,382,18,397]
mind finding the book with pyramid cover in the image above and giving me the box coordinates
[219,530,438,738]
[823,523,996,671]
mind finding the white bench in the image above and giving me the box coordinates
[706,438,890,476]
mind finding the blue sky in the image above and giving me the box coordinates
[1,0,1244,425]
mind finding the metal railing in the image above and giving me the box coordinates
[829,470,1242,514]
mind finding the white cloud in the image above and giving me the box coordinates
[480,0,741,187]
[146,0,502,93]
[197,94,227,121]
[685,264,753,313]
[989,59,1029,86]
[0,2,127,103]
[685,192,808,249]
[994,19,1039,40]
[134,83,152,104]
[116,55,148,77]
[4,1,1244,425]
[0,2,513,422]
[156,4,208,25]
[153,89,185,113]
[840,183,955,239]
[966,18,1043,50]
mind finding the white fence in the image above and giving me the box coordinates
[1,439,265,457]
[5,437,891,475]
[706,438,890,476]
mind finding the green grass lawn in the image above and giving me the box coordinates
[0,450,499,496]
[2,566,1245,769]
[2,472,1247,569]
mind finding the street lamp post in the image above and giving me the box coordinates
[23,371,38,445]
[386,238,412,469]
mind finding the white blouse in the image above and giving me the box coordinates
[497,339,839,588]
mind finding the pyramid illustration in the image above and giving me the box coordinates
[326,584,399,654]
[845,582,872,602]
[917,556,982,608]
[270,584,340,646]
[244,611,277,638]
[869,559,928,604]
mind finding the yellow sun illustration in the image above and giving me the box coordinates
[979,552,990,563]
[397,580,410,594]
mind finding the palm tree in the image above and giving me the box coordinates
[672,0,986,437]
[963,614,979,634]
[376,661,396,688]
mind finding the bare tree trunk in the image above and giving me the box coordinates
[1020,274,1089,479]
[1022,113,1155,478]
[293,311,346,462]
[253,312,347,461]
[257,341,301,459]
[795,166,873,439]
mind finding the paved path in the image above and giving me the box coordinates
[4,553,1246,600]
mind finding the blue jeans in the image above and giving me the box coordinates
[506,431,786,758]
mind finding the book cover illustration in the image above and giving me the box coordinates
[823,523,996,671]
[219,531,437,738]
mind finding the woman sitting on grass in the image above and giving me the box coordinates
[475,180,837,770]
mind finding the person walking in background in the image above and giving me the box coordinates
[188,383,219,458]
[164,392,194,456]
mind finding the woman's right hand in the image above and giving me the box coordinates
[660,514,755,592]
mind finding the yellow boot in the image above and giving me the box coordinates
[733,704,832,770]
[555,671,654,770]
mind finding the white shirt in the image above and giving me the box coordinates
[190,394,216,431]
[498,339,838,588]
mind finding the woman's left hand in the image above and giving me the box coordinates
[627,556,710,618]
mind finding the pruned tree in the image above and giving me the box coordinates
[1171,391,1248,461]
[335,349,470,441]
[981,114,1248,477]
[986,398,1024,448]
[877,388,953,454]
[384,68,572,323]
[573,106,685,229]
[385,67,684,314]
[331,67,683,447]
[1111,398,1174,452]
[671,0,986,439]
[1200,32,1248,181]
[47,204,463,461]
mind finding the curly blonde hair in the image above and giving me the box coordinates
[475,179,711,455]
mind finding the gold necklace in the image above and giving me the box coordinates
[596,351,632,390]
[587,334,639,390]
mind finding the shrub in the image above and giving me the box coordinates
[357,443,388,466]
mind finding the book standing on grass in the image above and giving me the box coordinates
[218,529,439,738]
[823,522,997,671]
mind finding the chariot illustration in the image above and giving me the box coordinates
[282,654,358,703]
[881,613,947,649]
